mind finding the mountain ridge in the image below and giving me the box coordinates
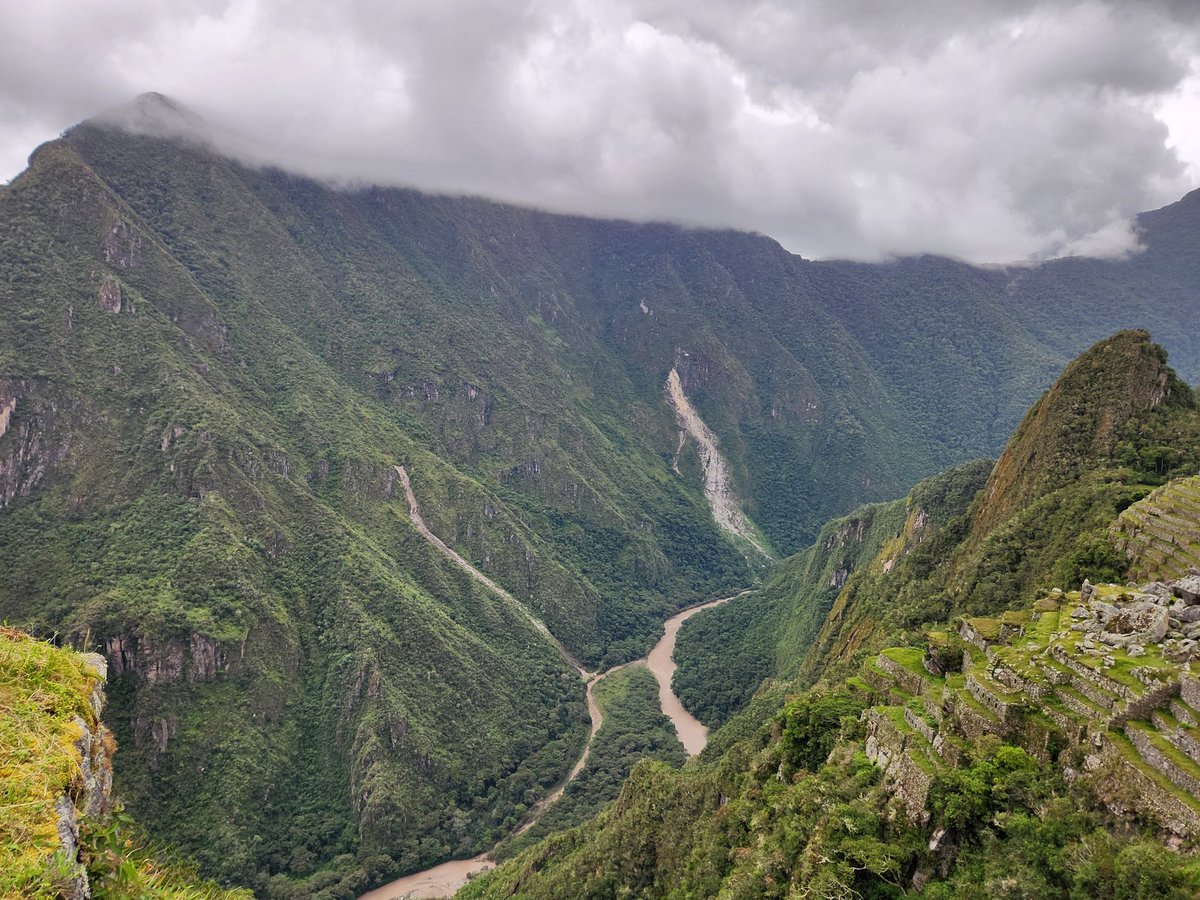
[2,105,1200,893]
[460,333,1200,899]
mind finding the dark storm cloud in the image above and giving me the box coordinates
[2,0,1198,261]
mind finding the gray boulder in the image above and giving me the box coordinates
[1099,603,1168,646]
[1174,575,1200,605]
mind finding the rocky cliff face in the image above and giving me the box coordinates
[56,652,115,900]
[0,630,114,899]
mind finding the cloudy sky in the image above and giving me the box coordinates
[3,0,1200,262]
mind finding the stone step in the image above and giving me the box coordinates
[1122,537,1167,564]
[1138,529,1196,561]
[1135,526,1200,565]
[1068,673,1124,712]
[862,660,895,693]
[932,730,966,768]
[1039,695,1088,744]
[1125,721,1200,800]
[1125,509,1198,543]
[1105,731,1200,836]
[1138,507,1199,535]
[1132,503,1197,529]
[876,649,940,696]
[1035,655,1074,686]
[965,671,1022,722]
[951,688,1005,740]
[1171,698,1200,728]
[1166,481,1200,507]
[904,705,939,745]
[922,693,945,725]
[1055,684,1111,722]
[870,706,940,776]
[1152,709,1200,767]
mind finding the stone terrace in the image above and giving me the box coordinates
[1114,475,1200,582]
[859,576,1200,837]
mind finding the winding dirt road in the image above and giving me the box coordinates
[361,466,750,899]
[394,466,590,677]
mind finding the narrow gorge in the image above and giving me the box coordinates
[364,466,753,899]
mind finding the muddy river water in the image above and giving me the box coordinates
[358,592,744,899]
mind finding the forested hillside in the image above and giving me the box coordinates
[677,332,1200,726]
[3,96,1200,892]
[463,333,1200,899]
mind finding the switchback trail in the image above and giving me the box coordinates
[364,466,752,898]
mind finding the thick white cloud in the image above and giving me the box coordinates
[1,0,1198,262]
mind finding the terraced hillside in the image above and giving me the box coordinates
[1114,475,1200,581]
[461,338,1200,899]
[862,578,1200,836]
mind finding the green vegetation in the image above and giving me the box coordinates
[674,459,991,725]
[463,690,1200,898]
[0,628,247,900]
[0,627,103,897]
[0,120,756,888]
[462,335,1200,898]
[3,96,1200,893]
[463,586,1200,899]
[82,809,252,900]
[494,664,685,860]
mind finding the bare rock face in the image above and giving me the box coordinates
[1099,603,1169,647]
[103,219,141,269]
[76,653,114,818]
[104,632,228,685]
[56,652,115,900]
[97,277,122,313]
[0,380,73,508]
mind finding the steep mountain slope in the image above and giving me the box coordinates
[0,627,249,899]
[674,460,991,726]
[677,332,1200,716]
[462,334,1200,899]
[3,95,1200,894]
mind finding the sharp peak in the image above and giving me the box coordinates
[87,92,212,145]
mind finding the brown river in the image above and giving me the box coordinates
[358,591,746,899]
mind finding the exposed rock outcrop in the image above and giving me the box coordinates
[0,380,73,507]
[664,367,770,558]
[104,631,229,684]
[97,276,123,313]
[55,652,115,899]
